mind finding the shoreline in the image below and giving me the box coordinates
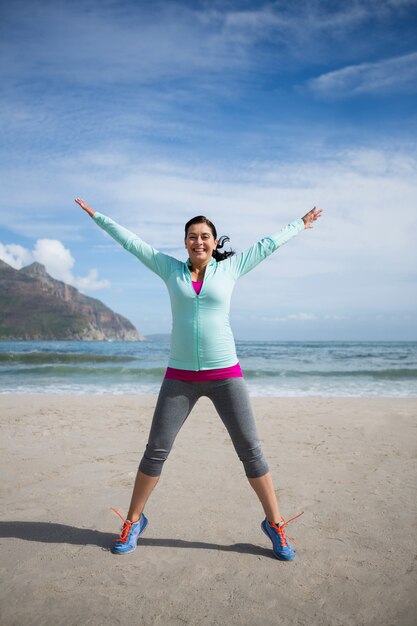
[0,385,417,394]
[1,394,416,625]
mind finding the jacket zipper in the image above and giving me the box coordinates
[187,260,213,370]
[195,296,200,370]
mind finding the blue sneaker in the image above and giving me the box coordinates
[111,508,148,555]
[261,512,304,561]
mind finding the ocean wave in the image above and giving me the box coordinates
[1,365,166,377]
[243,368,417,380]
[1,341,417,396]
[0,352,137,364]
[2,363,417,381]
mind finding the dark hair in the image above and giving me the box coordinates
[184,216,235,262]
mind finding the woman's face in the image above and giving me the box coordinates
[185,223,218,267]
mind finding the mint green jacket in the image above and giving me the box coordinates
[93,212,304,370]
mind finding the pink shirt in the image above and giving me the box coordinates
[192,280,203,295]
[165,280,243,381]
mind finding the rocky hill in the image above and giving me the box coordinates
[0,260,144,340]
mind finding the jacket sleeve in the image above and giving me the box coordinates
[92,212,179,282]
[227,219,305,279]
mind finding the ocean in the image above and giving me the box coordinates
[1,339,416,397]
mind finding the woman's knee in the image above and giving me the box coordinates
[237,443,269,478]
[138,443,170,477]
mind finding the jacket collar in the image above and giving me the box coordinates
[186,257,216,271]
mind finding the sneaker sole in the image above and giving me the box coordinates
[111,517,148,555]
[261,522,295,561]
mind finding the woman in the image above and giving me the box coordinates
[75,197,322,560]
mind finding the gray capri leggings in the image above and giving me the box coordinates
[138,377,269,479]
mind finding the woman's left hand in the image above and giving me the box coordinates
[302,206,323,229]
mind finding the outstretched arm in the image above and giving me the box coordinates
[229,206,323,279]
[74,197,179,281]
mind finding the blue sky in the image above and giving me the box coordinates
[1,0,416,340]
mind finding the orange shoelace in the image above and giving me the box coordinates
[268,511,304,547]
[111,508,132,543]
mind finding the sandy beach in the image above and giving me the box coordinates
[1,394,416,626]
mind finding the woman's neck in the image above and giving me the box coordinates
[190,268,205,281]
[189,262,208,281]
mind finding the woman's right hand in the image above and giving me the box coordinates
[74,198,95,217]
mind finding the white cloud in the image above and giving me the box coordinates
[89,146,417,271]
[33,239,75,284]
[1,2,248,86]
[0,238,110,292]
[2,0,413,88]
[237,312,349,323]
[263,313,321,323]
[4,144,417,277]
[73,268,110,291]
[308,52,417,97]
[0,243,33,269]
